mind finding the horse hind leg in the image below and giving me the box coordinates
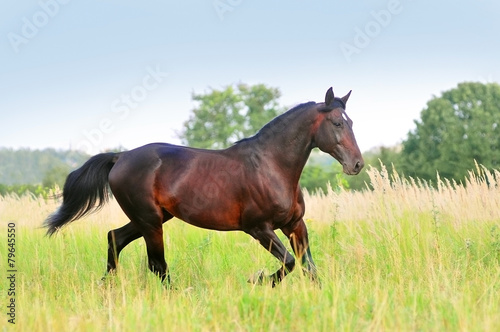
[105,221,142,279]
[142,210,175,285]
[142,226,170,285]
[104,214,173,287]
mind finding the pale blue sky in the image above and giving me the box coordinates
[1,0,499,154]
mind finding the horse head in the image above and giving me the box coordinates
[313,87,364,175]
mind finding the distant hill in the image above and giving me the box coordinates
[0,148,89,185]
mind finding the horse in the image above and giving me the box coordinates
[44,87,364,287]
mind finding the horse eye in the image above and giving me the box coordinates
[333,122,342,127]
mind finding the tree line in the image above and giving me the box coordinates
[0,148,89,196]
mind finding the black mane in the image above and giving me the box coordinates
[234,102,316,145]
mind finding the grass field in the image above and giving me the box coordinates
[1,164,500,331]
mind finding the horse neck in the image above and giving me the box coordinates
[255,104,318,183]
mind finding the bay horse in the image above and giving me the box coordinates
[44,87,364,287]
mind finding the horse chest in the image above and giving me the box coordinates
[242,181,304,228]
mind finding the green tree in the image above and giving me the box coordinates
[300,163,344,193]
[179,83,283,149]
[0,148,88,185]
[42,164,70,188]
[400,82,500,180]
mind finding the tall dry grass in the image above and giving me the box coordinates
[304,162,500,226]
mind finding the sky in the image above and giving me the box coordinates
[1,0,499,155]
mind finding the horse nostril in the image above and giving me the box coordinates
[354,160,364,172]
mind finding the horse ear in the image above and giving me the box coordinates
[341,90,352,105]
[325,87,334,106]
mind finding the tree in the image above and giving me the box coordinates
[299,155,347,193]
[0,148,88,185]
[400,82,500,180]
[179,83,283,149]
[42,164,70,188]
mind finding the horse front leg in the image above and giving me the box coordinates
[246,225,295,287]
[282,218,319,282]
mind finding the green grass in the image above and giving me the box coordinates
[1,166,500,331]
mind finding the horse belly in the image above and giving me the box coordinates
[174,200,241,231]
[157,186,242,231]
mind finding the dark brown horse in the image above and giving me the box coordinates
[44,87,363,287]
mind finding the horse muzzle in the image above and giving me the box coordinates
[342,159,364,175]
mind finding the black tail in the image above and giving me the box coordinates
[44,152,119,236]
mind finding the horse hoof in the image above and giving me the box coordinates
[248,269,265,285]
[97,275,113,288]
[163,281,174,290]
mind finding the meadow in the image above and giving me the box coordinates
[1,164,500,331]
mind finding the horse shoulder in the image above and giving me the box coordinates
[240,163,305,227]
